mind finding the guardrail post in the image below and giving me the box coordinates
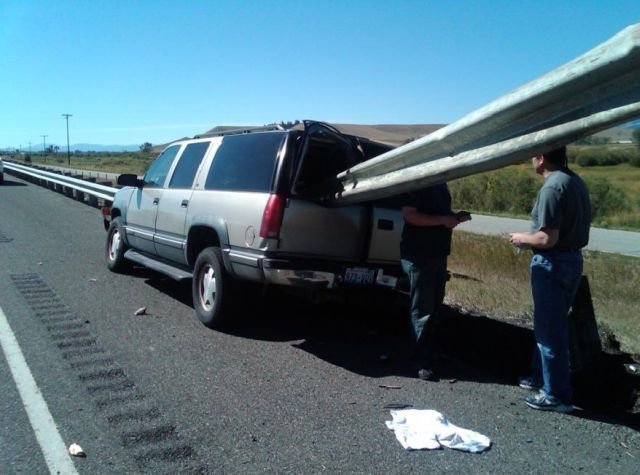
[73,175,85,201]
[96,181,113,208]
[568,276,602,374]
[63,173,74,197]
[84,177,99,207]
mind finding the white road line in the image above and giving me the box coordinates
[0,306,78,475]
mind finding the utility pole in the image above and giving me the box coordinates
[62,113,72,165]
[41,134,48,162]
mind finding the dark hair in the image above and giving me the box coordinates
[543,146,568,168]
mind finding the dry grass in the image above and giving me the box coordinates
[446,231,640,356]
[25,154,153,176]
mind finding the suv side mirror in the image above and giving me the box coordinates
[117,173,143,188]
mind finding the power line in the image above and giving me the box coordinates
[62,114,72,165]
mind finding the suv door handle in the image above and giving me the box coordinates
[181,199,189,208]
[153,197,160,205]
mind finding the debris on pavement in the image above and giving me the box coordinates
[379,384,402,390]
[68,443,86,457]
[134,307,147,316]
[385,409,491,453]
[384,403,413,409]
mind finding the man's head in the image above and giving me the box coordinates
[532,146,568,175]
[543,146,568,167]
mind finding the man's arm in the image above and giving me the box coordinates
[509,228,559,249]
[402,206,460,229]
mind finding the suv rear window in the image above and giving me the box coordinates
[204,132,284,192]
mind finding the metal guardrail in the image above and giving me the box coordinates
[335,22,640,204]
[4,161,118,205]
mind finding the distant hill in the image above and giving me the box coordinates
[591,125,636,143]
[90,119,640,156]
[192,122,446,147]
[72,143,141,152]
[187,120,638,148]
[331,123,445,146]
[19,143,141,153]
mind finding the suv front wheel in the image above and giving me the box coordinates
[105,218,130,272]
[192,247,234,328]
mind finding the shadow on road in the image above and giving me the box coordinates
[0,179,28,187]
[226,288,639,428]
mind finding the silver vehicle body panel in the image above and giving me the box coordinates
[125,187,162,254]
[109,125,404,290]
[154,139,219,264]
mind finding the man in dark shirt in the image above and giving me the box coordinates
[401,183,470,381]
[509,146,591,413]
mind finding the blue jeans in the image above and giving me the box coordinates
[529,250,583,402]
[401,257,448,367]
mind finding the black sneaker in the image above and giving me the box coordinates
[525,392,573,413]
[417,368,439,382]
[518,375,541,390]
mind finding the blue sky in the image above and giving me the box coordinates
[0,1,637,149]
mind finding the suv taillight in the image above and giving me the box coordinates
[260,194,286,239]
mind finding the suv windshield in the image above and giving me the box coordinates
[144,144,181,188]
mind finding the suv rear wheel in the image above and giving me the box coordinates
[192,247,234,328]
[105,218,130,272]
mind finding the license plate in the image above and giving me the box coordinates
[343,267,376,285]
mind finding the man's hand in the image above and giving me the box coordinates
[509,228,559,249]
[456,211,472,223]
[402,207,462,229]
[509,232,528,248]
[441,215,460,229]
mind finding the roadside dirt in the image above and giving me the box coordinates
[437,304,640,418]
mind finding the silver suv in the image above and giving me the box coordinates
[103,121,403,328]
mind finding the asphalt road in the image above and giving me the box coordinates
[458,215,640,258]
[0,174,638,473]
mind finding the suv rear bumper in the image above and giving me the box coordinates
[261,258,400,290]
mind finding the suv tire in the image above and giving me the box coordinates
[105,218,131,272]
[192,246,234,328]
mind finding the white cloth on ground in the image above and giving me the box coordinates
[385,409,491,453]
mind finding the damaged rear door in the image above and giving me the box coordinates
[277,122,402,280]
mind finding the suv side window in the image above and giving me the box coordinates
[169,141,210,189]
[144,145,181,188]
[205,133,284,192]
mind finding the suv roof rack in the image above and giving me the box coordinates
[194,124,284,139]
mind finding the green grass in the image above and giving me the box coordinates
[447,232,640,356]
[569,145,640,229]
[449,146,640,231]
